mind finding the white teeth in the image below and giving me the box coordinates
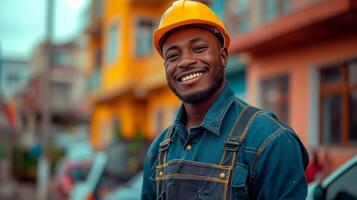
[180,72,203,82]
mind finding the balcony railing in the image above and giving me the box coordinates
[226,0,327,35]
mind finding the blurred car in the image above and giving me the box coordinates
[55,159,91,199]
[104,171,143,200]
[307,155,357,200]
[70,141,148,200]
[70,151,107,200]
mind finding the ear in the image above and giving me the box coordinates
[220,47,228,69]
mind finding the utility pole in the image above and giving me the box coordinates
[36,0,54,199]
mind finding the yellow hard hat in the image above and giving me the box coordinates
[153,0,230,57]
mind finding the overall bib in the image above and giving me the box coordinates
[155,105,261,200]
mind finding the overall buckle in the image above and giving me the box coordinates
[159,139,172,152]
[224,140,241,152]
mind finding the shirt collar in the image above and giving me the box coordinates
[173,84,235,136]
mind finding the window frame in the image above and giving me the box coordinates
[260,73,290,123]
[105,19,120,64]
[319,57,357,147]
[133,16,157,57]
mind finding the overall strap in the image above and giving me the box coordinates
[220,105,262,166]
[157,126,174,200]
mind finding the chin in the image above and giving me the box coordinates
[179,88,216,104]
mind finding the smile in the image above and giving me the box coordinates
[179,72,204,82]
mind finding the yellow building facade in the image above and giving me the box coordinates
[86,0,180,150]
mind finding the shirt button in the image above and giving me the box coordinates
[158,171,164,177]
[185,144,192,151]
[219,172,226,179]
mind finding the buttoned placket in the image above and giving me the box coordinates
[181,126,202,160]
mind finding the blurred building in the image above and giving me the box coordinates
[19,40,87,148]
[85,0,178,150]
[227,0,357,172]
[0,59,30,101]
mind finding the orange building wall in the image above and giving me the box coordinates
[146,87,180,140]
[247,34,357,170]
[101,0,131,91]
[90,103,113,150]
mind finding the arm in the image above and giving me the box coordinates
[141,151,157,200]
[142,129,168,200]
[251,129,309,200]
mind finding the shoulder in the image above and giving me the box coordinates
[244,111,309,167]
[246,112,303,153]
[244,111,293,149]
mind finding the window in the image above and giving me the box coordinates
[261,74,289,123]
[135,19,155,56]
[106,22,119,63]
[88,48,102,91]
[320,59,357,146]
[226,0,250,35]
[6,73,19,85]
[261,0,291,22]
[51,82,71,104]
[53,50,69,66]
[94,48,102,70]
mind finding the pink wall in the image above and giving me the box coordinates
[246,33,357,170]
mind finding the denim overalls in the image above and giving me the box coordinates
[155,106,261,200]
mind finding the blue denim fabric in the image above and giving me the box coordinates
[142,84,309,200]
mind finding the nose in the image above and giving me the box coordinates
[177,53,197,68]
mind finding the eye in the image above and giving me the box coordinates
[193,45,208,53]
[166,52,180,62]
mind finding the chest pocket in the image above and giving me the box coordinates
[231,165,249,200]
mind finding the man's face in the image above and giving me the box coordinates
[162,27,227,104]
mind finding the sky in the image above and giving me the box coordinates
[0,0,90,60]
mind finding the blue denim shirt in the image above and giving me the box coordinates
[142,84,309,199]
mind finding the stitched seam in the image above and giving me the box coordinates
[156,174,229,184]
[239,148,257,154]
[201,97,235,135]
[217,97,236,131]
[225,151,237,200]
[249,129,287,185]
[234,97,245,107]
[228,106,249,138]
[234,163,249,168]
[156,159,231,169]
[238,111,263,144]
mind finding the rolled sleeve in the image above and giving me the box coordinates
[252,129,309,200]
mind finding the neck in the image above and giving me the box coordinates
[184,82,226,130]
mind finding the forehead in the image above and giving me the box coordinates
[162,27,219,51]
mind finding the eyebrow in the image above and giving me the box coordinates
[164,37,207,57]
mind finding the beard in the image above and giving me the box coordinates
[167,65,225,104]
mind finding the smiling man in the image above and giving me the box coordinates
[142,1,309,199]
